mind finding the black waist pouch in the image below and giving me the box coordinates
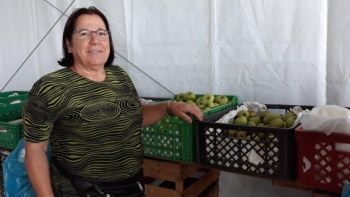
[52,156,145,197]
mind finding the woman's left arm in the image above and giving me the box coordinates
[141,101,203,127]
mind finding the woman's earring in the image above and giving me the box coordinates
[68,49,72,53]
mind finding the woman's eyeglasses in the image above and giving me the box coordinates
[72,28,110,40]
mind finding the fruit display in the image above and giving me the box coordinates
[176,91,230,112]
[232,109,297,128]
[227,108,299,143]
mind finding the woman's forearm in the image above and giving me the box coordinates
[25,142,54,197]
[141,101,203,127]
[141,102,168,127]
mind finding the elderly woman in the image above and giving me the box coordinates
[23,6,202,197]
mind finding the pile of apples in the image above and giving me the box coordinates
[232,109,297,128]
[176,91,229,112]
[225,109,298,144]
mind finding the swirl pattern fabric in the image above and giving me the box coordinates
[23,66,143,183]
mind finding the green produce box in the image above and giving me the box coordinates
[0,111,24,149]
[0,91,28,118]
[141,94,238,162]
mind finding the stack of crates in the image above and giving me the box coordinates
[0,91,28,171]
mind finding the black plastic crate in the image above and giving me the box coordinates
[0,149,11,197]
[0,171,4,197]
[196,104,314,180]
[0,149,10,172]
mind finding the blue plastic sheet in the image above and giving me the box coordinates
[2,138,52,197]
[342,183,350,197]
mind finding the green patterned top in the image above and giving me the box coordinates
[23,66,143,180]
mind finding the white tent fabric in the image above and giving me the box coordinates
[1,0,348,196]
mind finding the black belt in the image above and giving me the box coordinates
[52,156,145,197]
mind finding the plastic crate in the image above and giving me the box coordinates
[0,111,24,149]
[0,171,4,197]
[196,104,314,180]
[142,94,239,162]
[0,91,28,104]
[140,97,172,102]
[0,91,28,118]
[295,125,350,193]
[0,148,10,172]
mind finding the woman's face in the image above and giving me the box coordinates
[66,14,110,69]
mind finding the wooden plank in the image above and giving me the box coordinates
[272,180,313,191]
[179,162,201,181]
[176,181,184,191]
[143,158,200,182]
[181,169,220,197]
[202,180,219,197]
[143,158,181,182]
[145,184,181,197]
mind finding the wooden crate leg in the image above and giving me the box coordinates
[176,180,184,191]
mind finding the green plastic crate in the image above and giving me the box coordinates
[0,111,23,149]
[0,91,28,104]
[141,94,238,162]
[0,91,28,118]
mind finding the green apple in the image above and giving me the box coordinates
[203,107,211,112]
[248,116,261,125]
[158,125,166,133]
[196,97,203,105]
[286,116,297,128]
[204,100,216,108]
[186,100,197,106]
[258,133,265,139]
[227,130,237,137]
[281,114,293,122]
[184,91,196,102]
[257,123,265,127]
[267,134,278,143]
[202,94,215,103]
[260,110,270,120]
[247,110,257,117]
[198,105,205,110]
[176,93,185,102]
[247,121,256,126]
[197,100,205,106]
[267,134,276,141]
[234,116,247,125]
[286,111,296,117]
[236,131,247,138]
[213,103,219,107]
[214,95,229,105]
[259,143,265,147]
[263,113,281,125]
[247,135,260,141]
[236,110,249,119]
[269,118,284,128]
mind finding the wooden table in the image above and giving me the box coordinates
[142,157,342,197]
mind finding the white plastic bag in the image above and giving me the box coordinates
[299,105,350,135]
